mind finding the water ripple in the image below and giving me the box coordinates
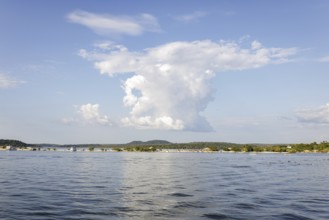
[0,152,329,219]
[169,192,194,197]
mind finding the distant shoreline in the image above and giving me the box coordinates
[1,147,328,154]
[1,139,329,153]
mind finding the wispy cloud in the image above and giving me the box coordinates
[296,103,329,125]
[22,59,64,76]
[80,39,297,131]
[62,104,112,126]
[222,10,236,17]
[318,55,329,62]
[93,41,128,52]
[174,11,208,23]
[0,73,25,89]
[67,10,161,36]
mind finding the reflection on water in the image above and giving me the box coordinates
[0,152,329,219]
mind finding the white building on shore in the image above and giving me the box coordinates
[6,146,17,151]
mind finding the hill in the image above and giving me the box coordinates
[0,139,28,147]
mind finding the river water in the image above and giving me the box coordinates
[0,151,328,219]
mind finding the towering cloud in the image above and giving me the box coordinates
[80,40,297,131]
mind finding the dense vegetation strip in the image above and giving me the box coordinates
[1,139,329,153]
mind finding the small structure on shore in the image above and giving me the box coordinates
[6,146,17,151]
[69,146,77,152]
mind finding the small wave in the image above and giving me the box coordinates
[136,199,154,205]
[169,192,194,197]
[233,202,257,210]
[112,206,135,212]
[132,191,148,194]
[173,201,206,209]
[231,165,251,168]
[273,213,312,220]
[203,213,231,219]
[301,198,329,204]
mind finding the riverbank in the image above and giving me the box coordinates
[1,147,328,154]
[2,139,329,153]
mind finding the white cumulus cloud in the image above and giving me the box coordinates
[296,103,329,125]
[78,103,111,125]
[67,10,161,36]
[0,73,25,89]
[80,39,297,131]
[62,104,112,126]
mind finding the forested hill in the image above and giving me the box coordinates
[0,139,28,147]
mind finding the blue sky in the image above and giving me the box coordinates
[1,0,329,144]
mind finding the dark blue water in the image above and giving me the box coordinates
[0,152,329,219]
